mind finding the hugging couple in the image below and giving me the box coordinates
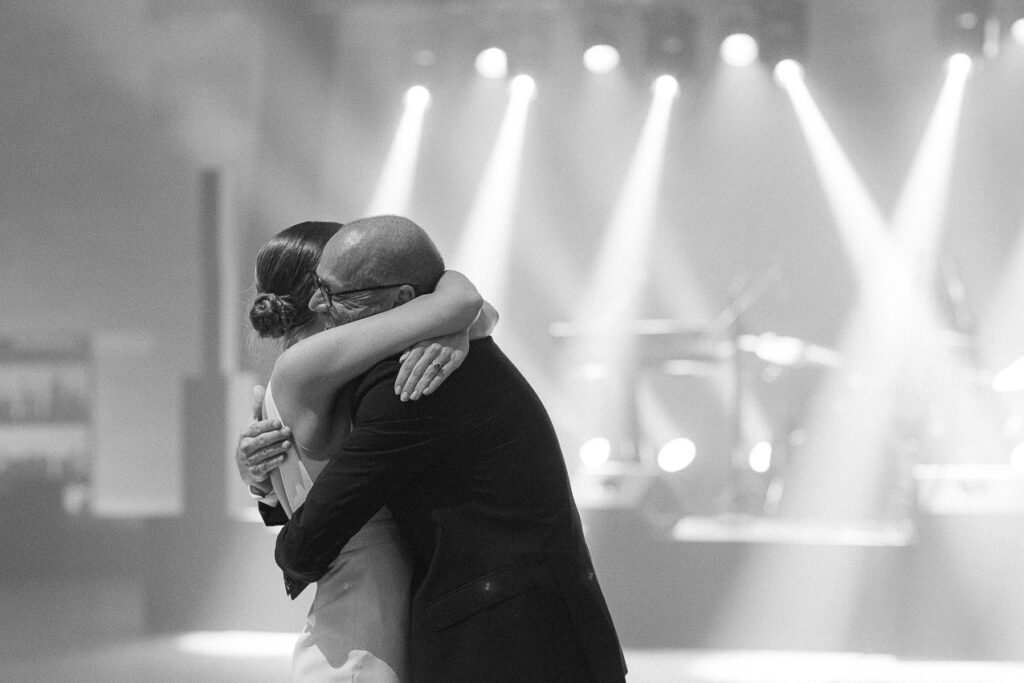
[234,215,626,682]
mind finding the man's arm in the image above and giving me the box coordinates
[274,363,447,584]
[235,385,292,525]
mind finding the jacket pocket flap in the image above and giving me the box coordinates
[425,567,522,631]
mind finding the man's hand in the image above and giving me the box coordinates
[235,385,292,491]
[395,331,469,401]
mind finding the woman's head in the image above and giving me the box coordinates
[249,221,344,345]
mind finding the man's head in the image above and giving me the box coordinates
[308,215,444,327]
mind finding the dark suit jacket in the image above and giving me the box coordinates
[273,337,626,683]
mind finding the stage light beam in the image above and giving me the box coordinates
[562,73,679,461]
[891,47,972,278]
[365,86,431,216]
[450,74,535,309]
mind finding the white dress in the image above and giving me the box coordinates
[264,385,413,682]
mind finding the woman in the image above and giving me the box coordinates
[246,220,495,681]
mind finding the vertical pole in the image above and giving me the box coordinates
[186,169,229,518]
[198,169,222,376]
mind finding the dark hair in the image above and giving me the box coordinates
[249,221,343,344]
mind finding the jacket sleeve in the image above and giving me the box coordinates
[258,500,289,526]
[274,361,448,585]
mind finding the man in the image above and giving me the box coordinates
[238,215,626,682]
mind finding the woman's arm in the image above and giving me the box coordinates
[270,270,482,452]
[470,300,499,340]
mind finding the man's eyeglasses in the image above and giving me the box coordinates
[310,270,417,304]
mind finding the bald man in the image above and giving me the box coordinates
[246,216,626,683]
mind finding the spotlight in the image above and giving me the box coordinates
[579,437,612,469]
[657,438,696,473]
[583,44,621,74]
[945,52,974,75]
[475,47,508,79]
[643,6,698,78]
[756,0,808,69]
[509,74,536,99]
[580,9,624,75]
[404,85,431,109]
[773,58,804,86]
[748,440,773,473]
[652,74,680,98]
[716,1,760,67]
[1014,17,1024,45]
[720,33,759,67]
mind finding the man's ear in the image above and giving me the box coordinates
[392,284,417,307]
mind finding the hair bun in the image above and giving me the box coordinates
[249,292,296,339]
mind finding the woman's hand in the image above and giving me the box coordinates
[395,330,470,401]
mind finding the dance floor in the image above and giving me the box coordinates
[4,575,1024,682]
[5,636,1024,683]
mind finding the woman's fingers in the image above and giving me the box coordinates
[422,348,465,396]
[399,344,452,401]
[395,345,426,394]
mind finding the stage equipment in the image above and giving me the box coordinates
[551,263,835,516]
[716,0,760,67]
[475,47,507,79]
[580,7,623,74]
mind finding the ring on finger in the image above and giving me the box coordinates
[430,360,443,368]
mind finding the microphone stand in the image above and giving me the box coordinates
[712,264,782,514]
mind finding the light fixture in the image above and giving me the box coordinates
[748,440,773,473]
[652,74,680,98]
[581,9,623,74]
[1013,17,1024,45]
[579,437,612,469]
[404,85,431,109]
[717,1,760,67]
[773,58,804,86]
[584,44,621,74]
[720,33,759,67]
[475,47,508,79]
[657,438,696,473]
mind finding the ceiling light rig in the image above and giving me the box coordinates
[580,8,625,75]
[717,0,761,67]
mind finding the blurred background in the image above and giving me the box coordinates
[3,0,1024,681]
